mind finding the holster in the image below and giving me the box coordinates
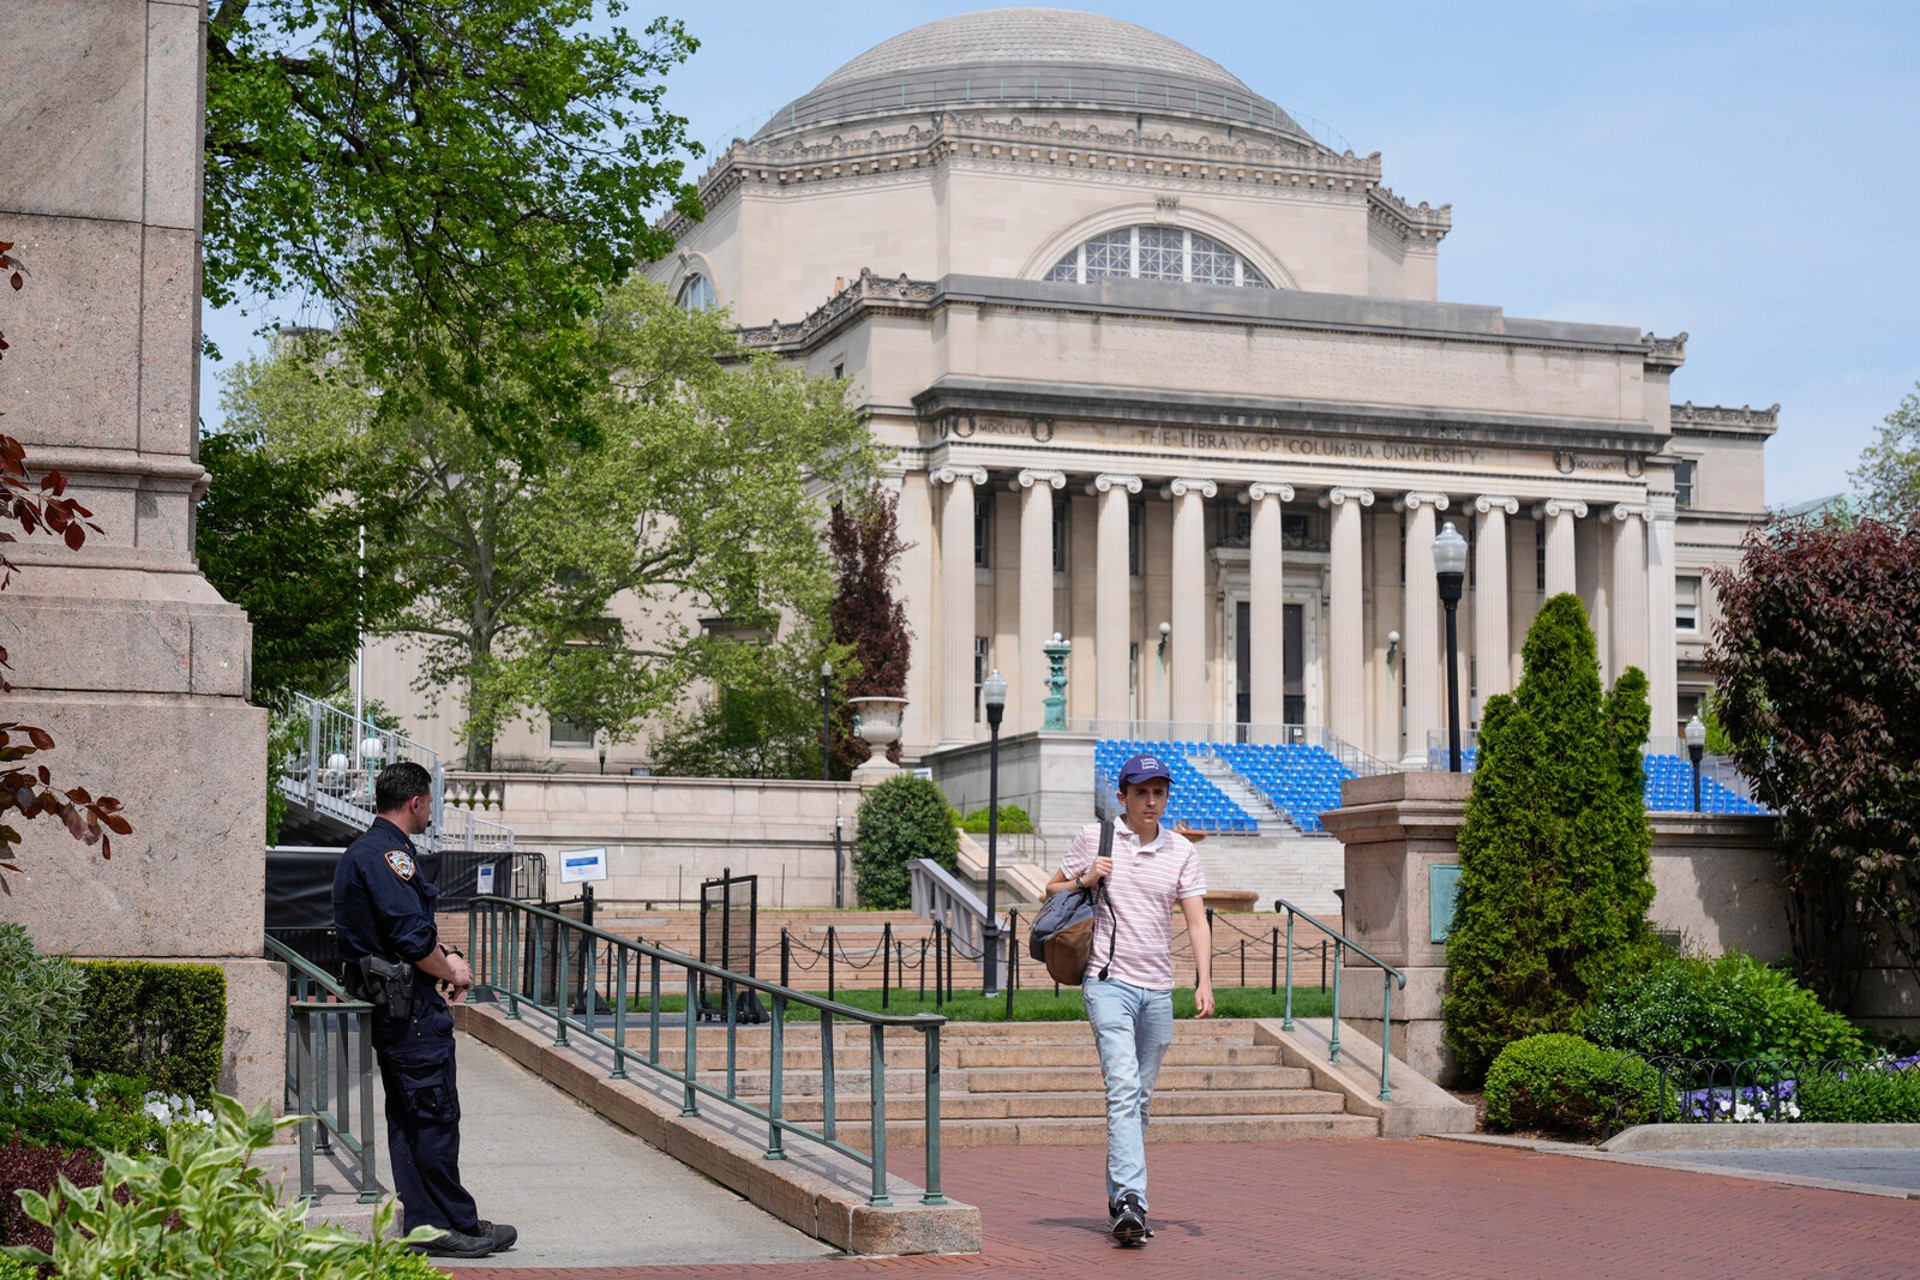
[357,955,416,1021]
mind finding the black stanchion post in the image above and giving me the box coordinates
[827,925,837,1003]
[919,937,927,1000]
[781,928,790,990]
[881,921,892,1010]
[1004,909,1018,1022]
[1320,939,1327,991]
[1271,926,1279,995]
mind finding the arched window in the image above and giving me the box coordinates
[1044,226,1271,288]
[676,273,718,310]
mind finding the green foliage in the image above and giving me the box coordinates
[1443,595,1657,1081]
[0,1257,36,1280]
[203,0,702,462]
[0,1074,166,1155]
[1709,514,1920,1010]
[647,638,851,780]
[1,1095,436,1278]
[958,804,1035,835]
[1585,951,1866,1061]
[828,488,911,775]
[0,924,85,1093]
[1797,1061,1920,1123]
[853,776,960,909]
[1850,381,1920,521]
[1483,1033,1665,1138]
[71,962,226,1102]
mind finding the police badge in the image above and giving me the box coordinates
[385,849,416,880]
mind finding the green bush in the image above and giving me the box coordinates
[0,924,87,1093]
[1584,955,1740,1060]
[1587,952,1865,1062]
[958,803,1034,835]
[0,1073,166,1154]
[1483,1033,1665,1139]
[1797,1060,1920,1123]
[0,1258,37,1280]
[71,961,226,1101]
[1443,595,1657,1082]
[852,775,959,909]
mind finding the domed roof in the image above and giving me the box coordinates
[756,8,1301,142]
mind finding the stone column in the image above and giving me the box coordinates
[1507,515,1536,688]
[1165,478,1216,725]
[1647,507,1680,736]
[1473,497,1518,704]
[1321,488,1374,747]
[1090,474,1142,725]
[932,465,987,744]
[1397,493,1448,765]
[1533,499,1586,599]
[1242,481,1293,734]
[1012,470,1066,734]
[895,470,936,752]
[1610,505,1652,680]
[0,3,280,1105]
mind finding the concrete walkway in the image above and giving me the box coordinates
[436,1034,838,1270]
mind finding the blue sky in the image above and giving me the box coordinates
[200,2,1920,506]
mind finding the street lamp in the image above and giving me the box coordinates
[1433,521,1469,773]
[820,659,834,783]
[1685,713,1707,813]
[981,668,1008,998]
[594,727,609,776]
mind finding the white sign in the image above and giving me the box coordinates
[475,864,496,896]
[558,847,609,884]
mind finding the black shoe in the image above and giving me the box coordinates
[1109,1198,1155,1240]
[414,1228,496,1259]
[1110,1193,1148,1247]
[474,1219,518,1251]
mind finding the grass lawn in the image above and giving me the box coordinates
[621,986,1333,1023]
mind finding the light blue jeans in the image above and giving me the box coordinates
[1083,977,1174,1212]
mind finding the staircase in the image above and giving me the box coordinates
[644,1019,1376,1148]
[1190,754,1293,833]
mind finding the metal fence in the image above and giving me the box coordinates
[1075,720,1395,777]
[699,870,763,1023]
[466,895,948,1209]
[265,935,380,1204]
[1604,1054,1904,1139]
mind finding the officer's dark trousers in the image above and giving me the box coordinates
[376,998,479,1235]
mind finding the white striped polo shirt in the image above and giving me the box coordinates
[1060,820,1206,990]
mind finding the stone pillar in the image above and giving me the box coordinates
[1242,481,1293,735]
[1647,507,1680,737]
[932,465,987,744]
[1610,505,1652,680]
[1533,499,1586,599]
[1370,507,1404,760]
[1507,515,1536,689]
[1090,474,1142,725]
[1013,469,1065,734]
[1472,497,1518,704]
[1397,493,1447,765]
[895,470,936,752]
[1165,478,1215,725]
[1322,488,1374,747]
[0,2,281,1106]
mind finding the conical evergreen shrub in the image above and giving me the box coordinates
[1442,593,1656,1081]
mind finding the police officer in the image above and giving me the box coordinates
[333,761,516,1259]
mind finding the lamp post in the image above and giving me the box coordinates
[1433,521,1468,773]
[594,727,608,776]
[1685,713,1706,813]
[981,668,1008,998]
[820,659,834,783]
[360,722,385,800]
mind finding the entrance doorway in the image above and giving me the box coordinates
[1233,601,1308,729]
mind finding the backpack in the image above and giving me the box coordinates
[1027,817,1119,986]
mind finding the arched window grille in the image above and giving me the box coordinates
[676,273,718,310]
[1044,226,1271,288]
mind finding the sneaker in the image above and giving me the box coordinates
[414,1228,496,1259]
[1109,1198,1155,1240]
[1109,1193,1148,1247]
[474,1220,518,1251]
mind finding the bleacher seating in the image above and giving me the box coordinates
[1093,739,1258,833]
[1437,748,1765,815]
[1211,743,1356,833]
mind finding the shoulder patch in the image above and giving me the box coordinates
[384,849,416,881]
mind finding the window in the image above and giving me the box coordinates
[973,637,989,721]
[1674,458,1697,510]
[1045,226,1272,289]
[676,273,717,311]
[549,718,593,747]
[1052,493,1070,573]
[1128,497,1144,576]
[1282,512,1311,544]
[1676,575,1701,632]
[974,488,993,568]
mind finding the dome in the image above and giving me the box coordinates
[756,8,1302,142]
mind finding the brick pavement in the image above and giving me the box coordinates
[456,1137,1920,1279]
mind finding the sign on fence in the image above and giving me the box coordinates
[559,847,609,884]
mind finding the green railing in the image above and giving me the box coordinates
[1274,898,1407,1102]
[264,935,380,1203]
[465,896,948,1208]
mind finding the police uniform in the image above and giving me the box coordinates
[332,815,480,1236]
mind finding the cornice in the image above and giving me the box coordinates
[1366,186,1452,248]
[1670,401,1780,439]
[1643,331,1688,371]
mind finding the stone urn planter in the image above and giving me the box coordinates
[847,696,907,782]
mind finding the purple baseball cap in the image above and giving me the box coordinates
[1117,753,1173,788]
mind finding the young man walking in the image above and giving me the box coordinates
[1056,753,1213,1247]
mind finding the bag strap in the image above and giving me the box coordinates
[1095,817,1117,982]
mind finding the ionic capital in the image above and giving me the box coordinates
[1473,495,1521,516]
[1610,503,1654,523]
[1319,487,1376,509]
[1011,468,1067,492]
[1393,491,1450,513]
[930,464,988,488]
[1240,481,1296,504]
[1163,477,1218,500]
[1531,498,1589,520]
[1087,473,1143,496]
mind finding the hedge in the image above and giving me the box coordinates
[70,961,227,1102]
[1484,1033,1666,1139]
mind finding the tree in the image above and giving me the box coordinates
[1708,513,1920,1008]
[827,488,911,775]
[647,636,846,780]
[1851,382,1920,521]
[1442,594,1655,1081]
[203,0,704,458]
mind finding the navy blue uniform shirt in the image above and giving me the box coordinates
[333,816,439,966]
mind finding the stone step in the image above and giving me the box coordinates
[779,1087,1348,1125]
[647,1039,1287,1073]
[964,1064,1313,1094]
[951,1042,1285,1069]
[826,1112,1380,1149]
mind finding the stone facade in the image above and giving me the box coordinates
[0,2,276,1105]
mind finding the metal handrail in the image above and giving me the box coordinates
[264,936,380,1203]
[466,896,948,1208]
[1273,897,1407,1102]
